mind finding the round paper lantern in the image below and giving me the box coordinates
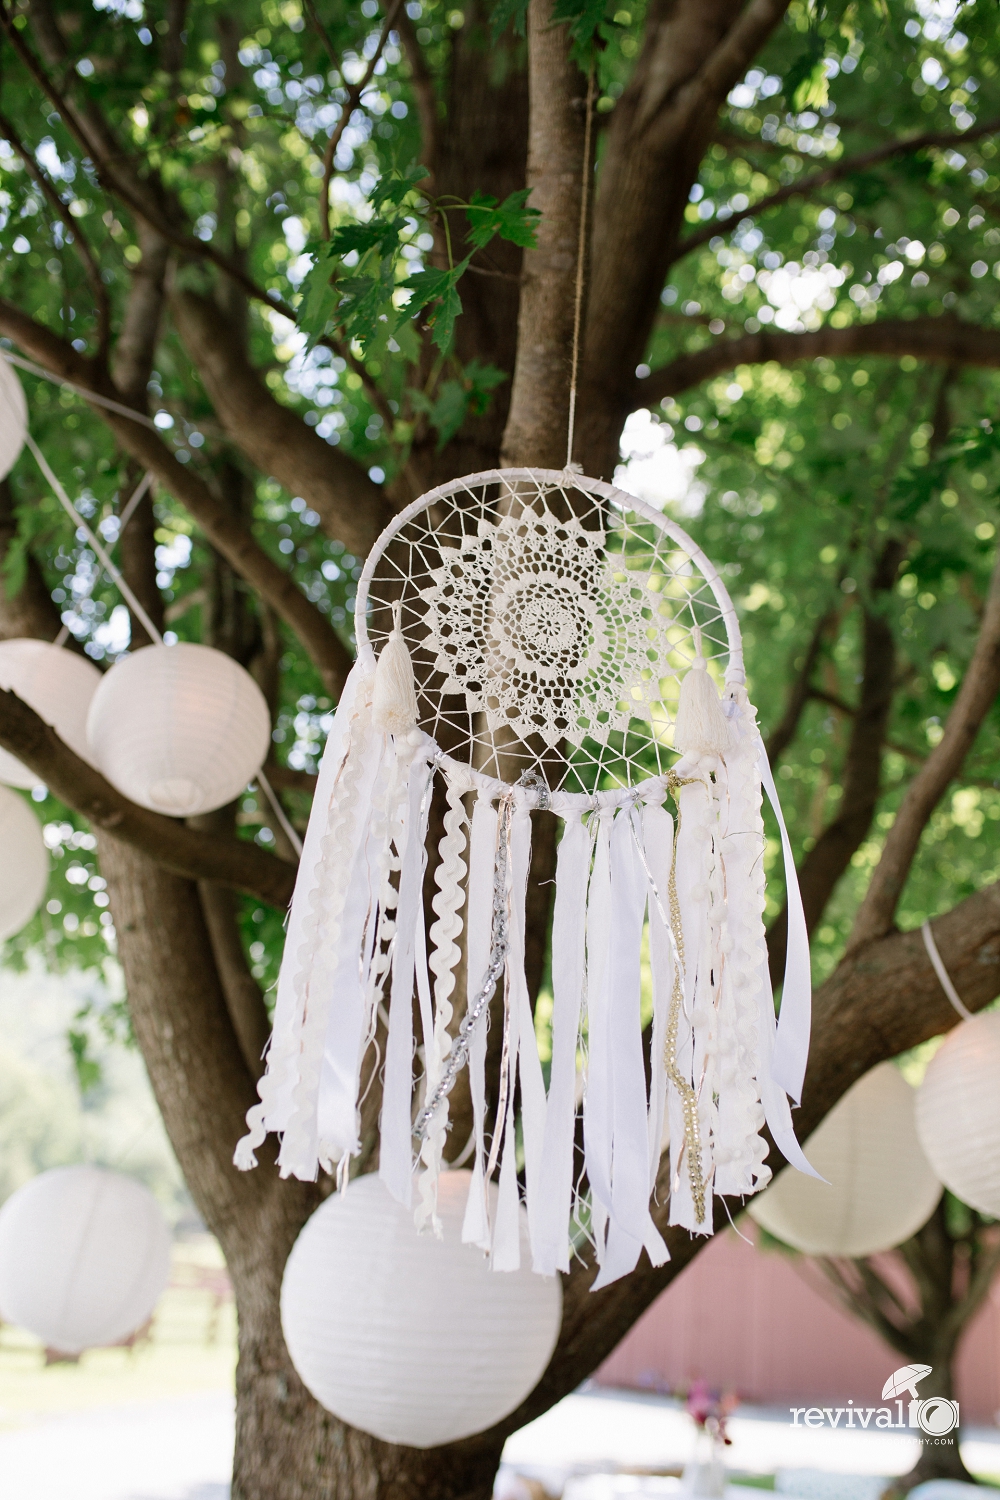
[86,642,271,816]
[747,1062,942,1257]
[0,1165,171,1354]
[281,1170,562,1447]
[0,358,27,480]
[0,639,102,788]
[916,1013,1000,1216]
[0,784,47,939]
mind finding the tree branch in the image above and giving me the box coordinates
[0,108,110,352]
[848,543,1000,950]
[765,606,837,764]
[679,116,1000,258]
[0,688,296,908]
[768,542,903,978]
[319,0,405,239]
[0,299,353,695]
[169,289,392,556]
[639,319,1000,404]
[395,6,438,183]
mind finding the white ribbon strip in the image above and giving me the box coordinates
[240,664,367,1154]
[592,809,668,1289]
[316,741,387,1159]
[533,812,589,1276]
[583,810,614,1259]
[758,743,812,1105]
[641,801,674,1195]
[379,746,435,1206]
[921,920,972,1020]
[461,792,499,1250]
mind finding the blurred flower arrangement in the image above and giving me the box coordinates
[685,1378,737,1446]
[680,1380,738,1498]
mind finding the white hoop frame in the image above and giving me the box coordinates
[355,468,745,789]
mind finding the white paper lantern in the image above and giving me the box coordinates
[281,1170,562,1447]
[748,1062,942,1257]
[0,358,27,481]
[915,1014,1000,1217]
[0,784,48,940]
[86,642,271,816]
[0,1165,171,1354]
[0,639,102,788]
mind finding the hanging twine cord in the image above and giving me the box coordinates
[921,920,972,1020]
[26,432,304,856]
[565,61,597,470]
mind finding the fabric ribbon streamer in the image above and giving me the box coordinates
[235,467,816,1289]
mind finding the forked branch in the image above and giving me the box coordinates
[680,116,1000,258]
[0,299,354,694]
[848,543,1000,950]
[639,319,1000,404]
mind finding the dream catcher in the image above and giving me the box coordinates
[236,468,815,1288]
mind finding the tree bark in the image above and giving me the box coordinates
[500,0,588,470]
[768,545,903,978]
[0,478,62,640]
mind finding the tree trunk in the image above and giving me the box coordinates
[893,1357,974,1491]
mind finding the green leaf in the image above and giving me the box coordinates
[398,255,472,351]
[372,162,430,213]
[329,220,400,258]
[298,242,342,345]
[430,283,463,352]
[1,533,27,600]
[784,31,827,111]
[68,1028,102,1094]
[465,189,540,250]
[465,359,508,415]
[550,0,608,57]
[490,0,530,41]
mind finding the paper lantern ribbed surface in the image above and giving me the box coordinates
[748,1062,942,1257]
[0,358,27,481]
[86,642,271,816]
[915,1014,1000,1216]
[280,1170,562,1447]
[0,639,102,788]
[0,1165,171,1354]
[0,784,48,940]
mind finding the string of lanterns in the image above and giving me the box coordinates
[0,357,281,946]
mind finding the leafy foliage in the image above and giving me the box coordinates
[0,0,997,1046]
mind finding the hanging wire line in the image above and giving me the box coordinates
[921,919,973,1020]
[2,350,161,429]
[255,769,304,857]
[565,61,597,470]
[27,432,164,645]
[28,434,304,857]
[118,467,155,532]
[53,468,155,648]
[11,366,305,857]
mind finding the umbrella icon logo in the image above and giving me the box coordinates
[882,1366,960,1436]
[882,1365,932,1401]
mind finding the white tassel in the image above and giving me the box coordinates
[373,601,418,735]
[674,657,733,759]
